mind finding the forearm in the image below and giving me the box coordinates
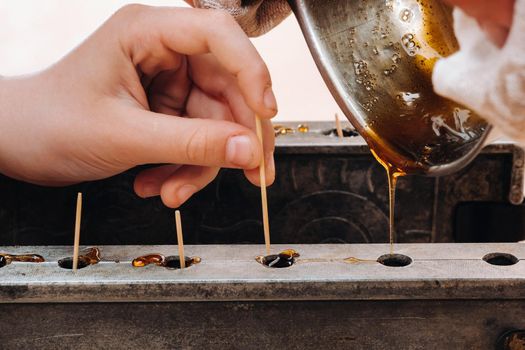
[0,71,69,183]
[0,77,22,178]
[0,76,25,148]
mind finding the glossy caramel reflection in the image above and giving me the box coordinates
[0,253,45,265]
[353,1,488,175]
[132,254,201,269]
[58,247,101,269]
[132,254,165,267]
[256,249,300,268]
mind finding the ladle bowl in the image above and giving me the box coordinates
[289,0,490,176]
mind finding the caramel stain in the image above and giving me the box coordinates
[132,254,201,269]
[0,253,45,266]
[256,249,300,268]
[58,247,101,270]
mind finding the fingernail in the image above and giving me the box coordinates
[264,87,277,112]
[142,182,158,198]
[226,135,255,167]
[177,185,197,206]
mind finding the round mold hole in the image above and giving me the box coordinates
[256,253,297,268]
[164,256,196,269]
[483,253,519,266]
[377,254,413,267]
[58,257,90,270]
[495,329,525,349]
[322,128,359,137]
[0,256,7,268]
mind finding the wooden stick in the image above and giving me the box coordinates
[175,210,185,269]
[255,116,271,255]
[335,113,344,139]
[72,192,82,272]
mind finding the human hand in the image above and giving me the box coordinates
[433,0,525,146]
[443,0,515,47]
[0,5,277,208]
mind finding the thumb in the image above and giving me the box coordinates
[119,108,262,169]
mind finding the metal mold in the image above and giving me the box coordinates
[1,243,525,303]
[1,244,525,348]
[0,300,524,349]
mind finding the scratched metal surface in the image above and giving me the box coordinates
[0,300,524,350]
[0,122,522,246]
[0,243,524,303]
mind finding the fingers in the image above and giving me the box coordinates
[480,21,510,48]
[223,83,276,186]
[119,106,262,170]
[134,164,181,198]
[147,58,191,116]
[443,0,510,25]
[187,54,255,125]
[442,0,515,47]
[443,0,515,27]
[243,118,276,186]
[185,85,234,121]
[134,164,219,207]
[160,166,219,208]
[115,5,277,119]
[186,54,276,186]
[184,89,275,186]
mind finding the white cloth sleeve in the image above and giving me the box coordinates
[193,0,291,37]
[432,0,525,144]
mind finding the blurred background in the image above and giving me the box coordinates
[0,0,342,122]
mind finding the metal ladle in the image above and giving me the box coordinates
[289,0,490,176]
